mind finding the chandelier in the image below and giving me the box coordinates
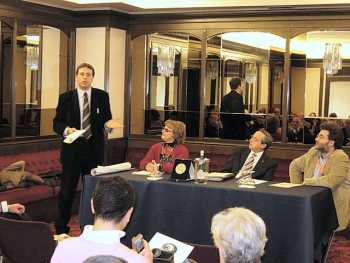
[245,62,257,84]
[26,45,39,70]
[323,43,342,75]
[157,46,175,77]
[207,60,219,80]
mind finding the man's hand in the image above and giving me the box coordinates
[140,240,153,263]
[8,203,25,214]
[105,119,123,129]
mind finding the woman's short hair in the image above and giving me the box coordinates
[211,207,267,263]
[164,119,186,144]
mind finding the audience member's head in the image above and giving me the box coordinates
[289,116,302,130]
[161,119,186,144]
[211,207,267,263]
[83,255,127,263]
[316,121,344,151]
[272,107,281,116]
[229,78,242,92]
[249,129,273,152]
[91,176,135,230]
[329,112,338,118]
[308,112,317,117]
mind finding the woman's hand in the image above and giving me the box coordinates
[145,160,158,174]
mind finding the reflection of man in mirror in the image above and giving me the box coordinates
[220,77,249,139]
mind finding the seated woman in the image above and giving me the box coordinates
[139,120,189,173]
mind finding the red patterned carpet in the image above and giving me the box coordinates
[55,215,350,263]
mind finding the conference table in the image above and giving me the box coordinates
[79,171,338,263]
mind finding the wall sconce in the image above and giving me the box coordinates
[323,43,342,75]
[157,46,175,77]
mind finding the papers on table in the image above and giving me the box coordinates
[90,162,132,176]
[206,172,234,181]
[253,179,267,185]
[132,170,152,176]
[149,232,193,263]
[63,129,86,144]
[270,182,302,188]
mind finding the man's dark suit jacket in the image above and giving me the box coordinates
[53,88,112,165]
[220,90,248,139]
[222,148,278,181]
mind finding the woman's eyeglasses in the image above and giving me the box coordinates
[162,127,173,133]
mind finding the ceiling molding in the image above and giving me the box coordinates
[20,0,350,15]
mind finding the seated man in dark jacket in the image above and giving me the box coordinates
[222,129,277,181]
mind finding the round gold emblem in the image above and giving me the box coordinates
[175,163,186,175]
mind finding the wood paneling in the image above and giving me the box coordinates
[127,135,350,160]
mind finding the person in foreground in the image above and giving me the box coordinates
[139,119,189,173]
[211,207,267,263]
[222,129,277,181]
[50,176,152,263]
[289,121,350,231]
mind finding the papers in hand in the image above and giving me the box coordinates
[149,232,193,263]
[91,162,132,176]
[63,129,86,144]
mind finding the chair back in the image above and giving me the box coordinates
[0,216,56,263]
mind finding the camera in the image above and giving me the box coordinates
[131,233,144,253]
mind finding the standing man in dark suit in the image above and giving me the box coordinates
[222,129,277,181]
[220,77,248,139]
[53,63,118,234]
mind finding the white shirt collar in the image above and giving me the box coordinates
[80,225,126,245]
[77,87,92,100]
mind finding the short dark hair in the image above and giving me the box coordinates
[229,77,242,90]
[259,129,273,149]
[76,63,95,77]
[320,121,344,149]
[92,176,135,223]
[83,255,127,263]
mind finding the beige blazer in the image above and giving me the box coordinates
[289,147,350,231]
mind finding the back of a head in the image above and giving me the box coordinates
[92,176,135,224]
[83,255,127,263]
[211,207,267,263]
[229,77,242,90]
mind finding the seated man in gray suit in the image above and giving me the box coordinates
[222,129,277,181]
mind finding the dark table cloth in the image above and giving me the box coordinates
[80,171,338,263]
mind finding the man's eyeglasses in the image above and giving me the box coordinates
[162,127,173,133]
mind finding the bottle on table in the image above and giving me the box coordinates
[194,150,209,184]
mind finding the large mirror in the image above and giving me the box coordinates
[130,32,201,137]
[289,31,350,145]
[0,19,14,139]
[16,24,68,138]
[205,32,285,141]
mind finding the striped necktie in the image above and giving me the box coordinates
[82,92,92,139]
[240,152,257,174]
